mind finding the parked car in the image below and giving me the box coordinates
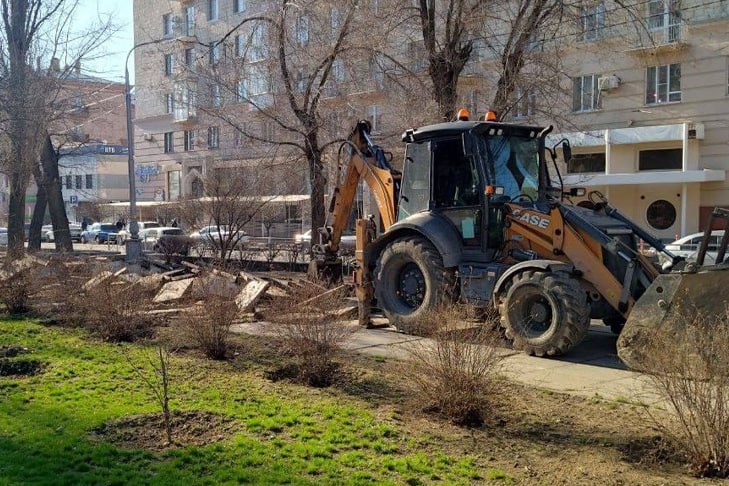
[80,223,118,244]
[141,227,193,255]
[294,229,356,250]
[117,221,161,243]
[0,228,7,246]
[660,231,725,265]
[44,223,83,243]
[190,225,250,248]
[39,225,53,242]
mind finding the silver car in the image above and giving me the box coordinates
[662,231,725,264]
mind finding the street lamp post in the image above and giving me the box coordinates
[124,40,165,263]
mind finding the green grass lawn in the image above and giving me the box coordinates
[0,320,499,485]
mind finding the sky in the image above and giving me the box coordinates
[75,0,135,83]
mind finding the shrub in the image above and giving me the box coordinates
[0,269,32,314]
[80,279,155,342]
[268,283,354,387]
[642,306,729,478]
[406,304,503,426]
[179,297,238,359]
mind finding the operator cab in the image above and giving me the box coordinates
[399,115,552,262]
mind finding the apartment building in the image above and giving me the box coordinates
[131,0,402,235]
[132,0,729,241]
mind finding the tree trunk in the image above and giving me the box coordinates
[27,183,48,252]
[308,152,326,249]
[40,136,73,252]
[6,171,27,260]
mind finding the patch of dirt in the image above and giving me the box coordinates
[91,411,239,451]
[0,358,43,377]
[0,345,29,358]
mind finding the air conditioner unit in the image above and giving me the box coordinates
[598,75,621,91]
[143,133,154,141]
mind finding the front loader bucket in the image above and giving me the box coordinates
[617,264,729,370]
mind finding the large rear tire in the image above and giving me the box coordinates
[498,270,590,357]
[373,236,455,334]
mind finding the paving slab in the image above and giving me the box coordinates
[232,318,660,405]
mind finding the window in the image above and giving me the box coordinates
[581,1,606,41]
[209,44,221,66]
[208,126,220,149]
[250,25,266,61]
[330,8,341,34]
[184,6,196,36]
[164,132,174,153]
[572,74,601,112]
[234,0,246,13]
[75,175,82,190]
[85,174,93,190]
[514,89,536,118]
[164,54,174,76]
[332,59,344,82]
[185,48,195,67]
[639,148,682,171]
[247,65,270,95]
[646,199,677,230]
[208,0,219,21]
[432,138,479,208]
[163,13,173,37]
[295,16,310,46]
[648,0,680,30]
[184,130,196,151]
[399,142,430,220]
[211,84,222,107]
[236,80,247,102]
[368,105,382,133]
[65,175,72,190]
[295,71,307,93]
[568,153,606,173]
[371,54,385,89]
[646,64,681,104]
[235,34,245,57]
[165,93,175,114]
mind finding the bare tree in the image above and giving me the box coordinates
[188,0,362,243]
[0,0,114,258]
[182,168,274,265]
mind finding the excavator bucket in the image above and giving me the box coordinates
[617,264,729,370]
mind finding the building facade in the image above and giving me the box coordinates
[132,0,729,241]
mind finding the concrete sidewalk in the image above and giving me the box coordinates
[232,320,660,405]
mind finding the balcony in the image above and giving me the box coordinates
[175,20,196,42]
[627,22,688,55]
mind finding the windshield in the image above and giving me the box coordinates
[100,225,117,232]
[476,134,541,201]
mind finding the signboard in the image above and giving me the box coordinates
[70,195,79,205]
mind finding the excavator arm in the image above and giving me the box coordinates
[312,121,400,325]
[321,120,398,254]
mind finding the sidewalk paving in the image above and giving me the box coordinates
[232,319,661,406]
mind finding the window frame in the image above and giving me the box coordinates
[184,130,196,151]
[164,132,175,153]
[208,0,219,21]
[75,175,83,190]
[234,0,246,14]
[208,126,220,149]
[572,74,601,112]
[163,13,173,37]
[646,63,681,104]
[85,174,93,190]
[581,1,606,41]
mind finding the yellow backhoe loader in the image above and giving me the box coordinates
[311,113,729,370]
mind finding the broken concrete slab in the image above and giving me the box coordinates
[81,271,114,291]
[153,278,194,303]
[190,272,240,299]
[264,286,288,299]
[235,280,270,313]
[332,305,358,319]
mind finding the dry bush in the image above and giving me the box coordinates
[642,307,729,478]
[406,304,503,426]
[268,283,354,387]
[179,297,238,359]
[0,270,32,314]
[79,279,155,342]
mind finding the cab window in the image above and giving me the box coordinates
[431,138,479,208]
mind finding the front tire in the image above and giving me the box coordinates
[373,236,455,334]
[498,270,590,357]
